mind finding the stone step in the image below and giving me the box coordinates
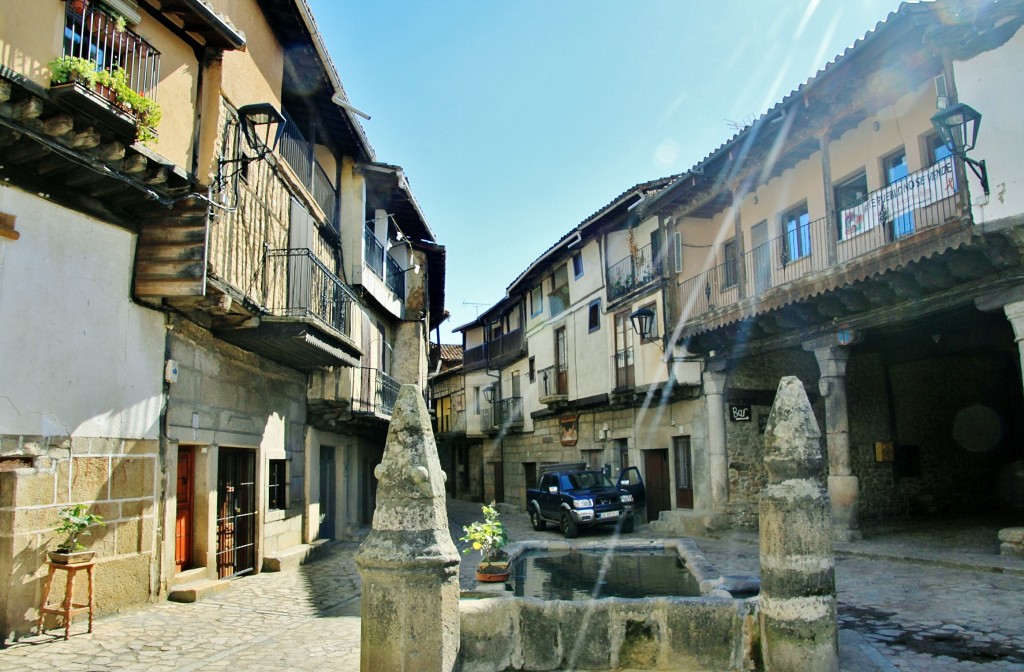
[167,576,232,603]
[262,539,332,572]
[649,509,729,538]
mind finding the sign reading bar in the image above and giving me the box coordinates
[729,404,751,422]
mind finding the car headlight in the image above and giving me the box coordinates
[620,493,634,503]
[573,498,594,509]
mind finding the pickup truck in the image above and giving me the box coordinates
[526,463,645,538]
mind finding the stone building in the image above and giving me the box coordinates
[444,0,1024,540]
[0,0,443,642]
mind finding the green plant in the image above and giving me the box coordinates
[113,13,127,33]
[52,504,105,553]
[98,68,162,142]
[47,56,100,90]
[47,57,162,144]
[460,502,508,563]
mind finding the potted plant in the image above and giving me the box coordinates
[460,502,510,582]
[47,56,101,90]
[48,504,105,564]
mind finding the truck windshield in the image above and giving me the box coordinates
[563,471,613,490]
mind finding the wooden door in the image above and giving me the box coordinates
[523,462,537,510]
[643,449,671,523]
[318,446,336,540]
[174,447,194,573]
[751,221,771,295]
[493,462,504,504]
[673,436,694,509]
[217,448,256,579]
[554,327,568,394]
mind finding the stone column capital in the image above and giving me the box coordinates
[806,343,849,378]
[1005,300,1024,339]
[702,369,728,396]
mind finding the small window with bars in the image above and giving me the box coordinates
[268,459,287,511]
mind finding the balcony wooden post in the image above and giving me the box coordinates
[819,131,839,266]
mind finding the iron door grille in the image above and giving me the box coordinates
[217,448,257,579]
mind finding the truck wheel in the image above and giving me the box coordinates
[561,513,579,539]
[620,516,635,534]
[530,506,546,531]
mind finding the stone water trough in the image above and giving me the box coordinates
[458,538,761,671]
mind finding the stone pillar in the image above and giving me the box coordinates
[804,340,860,541]
[1003,301,1024,396]
[356,384,460,671]
[703,367,729,512]
[759,376,839,672]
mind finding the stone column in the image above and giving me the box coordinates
[356,384,461,671]
[804,339,860,541]
[703,367,729,512]
[759,376,839,672]
[1004,301,1024,394]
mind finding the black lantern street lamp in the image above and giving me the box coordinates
[930,102,989,195]
[629,307,656,342]
[482,385,495,404]
[237,103,286,161]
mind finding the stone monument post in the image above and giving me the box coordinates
[759,376,839,672]
[356,384,461,671]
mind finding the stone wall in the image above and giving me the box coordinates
[724,349,821,529]
[166,318,308,571]
[459,596,757,671]
[0,436,160,642]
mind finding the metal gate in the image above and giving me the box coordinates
[217,448,256,579]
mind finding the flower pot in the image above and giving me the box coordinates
[47,550,95,565]
[475,560,510,583]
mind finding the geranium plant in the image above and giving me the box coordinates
[460,502,508,563]
[53,504,105,553]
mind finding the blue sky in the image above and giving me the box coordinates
[309,0,900,343]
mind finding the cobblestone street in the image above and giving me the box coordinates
[2,500,1022,671]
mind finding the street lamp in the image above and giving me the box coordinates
[930,102,989,195]
[237,103,286,161]
[482,385,495,404]
[629,307,656,342]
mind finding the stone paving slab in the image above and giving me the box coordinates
[3,501,1023,671]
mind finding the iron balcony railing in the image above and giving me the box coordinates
[483,397,524,432]
[385,255,405,298]
[364,225,385,278]
[264,248,356,336]
[612,348,635,391]
[279,110,337,227]
[61,2,161,102]
[352,367,400,416]
[607,242,660,301]
[677,157,962,323]
[539,363,568,398]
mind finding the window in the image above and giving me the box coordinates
[782,204,811,262]
[722,238,739,288]
[883,149,914,238]
[673,231,683,273]
[529,357,536,383]
[268,459,287,511]
[588,299,601,332]
[927,134,953,165]
[835,171,869,240]
[530,285,543,317]
[473,386,481,415]
[549,264,570,315]
[572,251,584,279]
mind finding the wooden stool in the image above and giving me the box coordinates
[37,561,96,640]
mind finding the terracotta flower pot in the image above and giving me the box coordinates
[475,560,510,583]
[47,550,95,565]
